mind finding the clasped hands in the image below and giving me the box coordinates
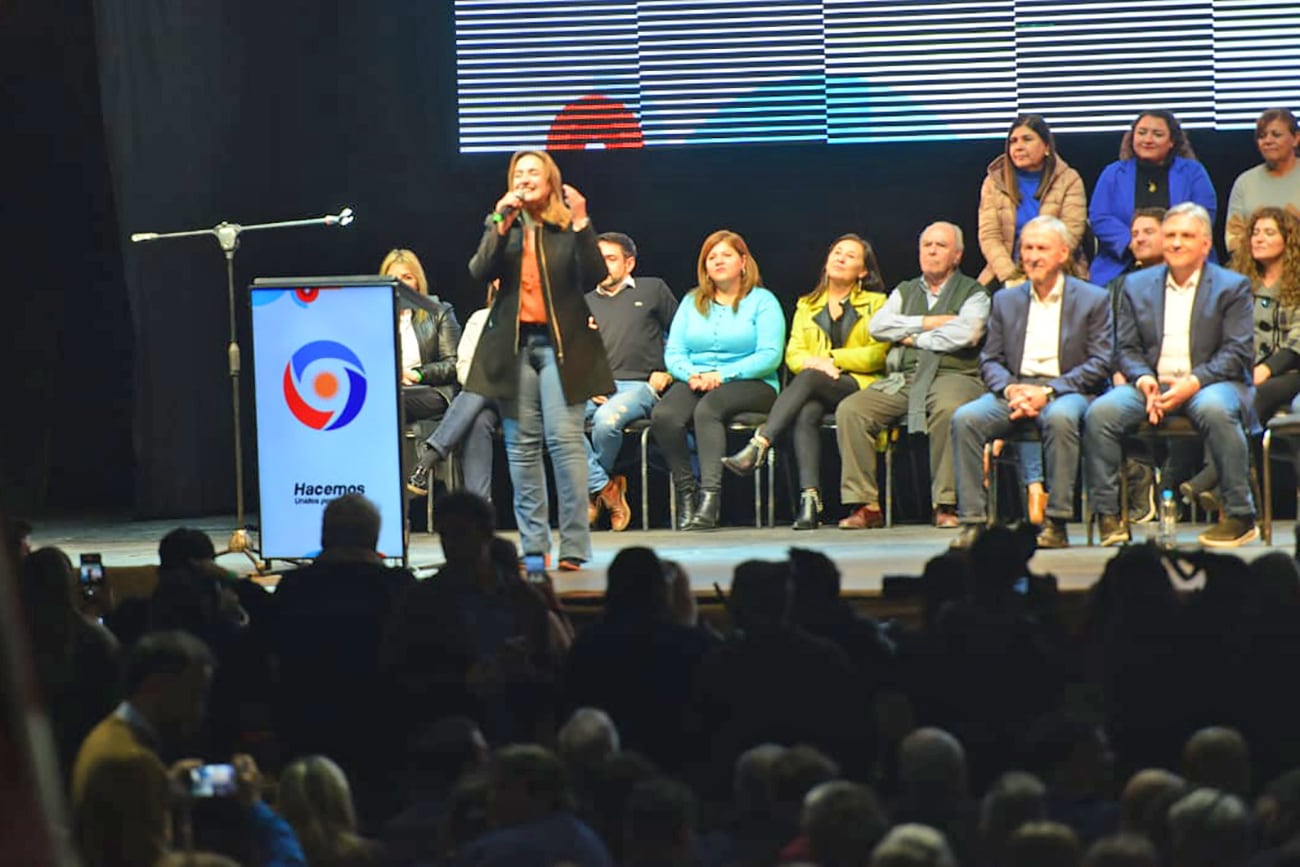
[688,371,723,392]
[1004,383,1051,420]
[1135,373,1200,425]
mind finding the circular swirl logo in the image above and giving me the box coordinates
[282,341,367,430]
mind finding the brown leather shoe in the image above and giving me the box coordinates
[599,475,631,532]
[933,505,960,528]
[838,504,884,529]
[587,495,601,527]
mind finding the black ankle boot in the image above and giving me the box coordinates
[684,489,721,530]
[675,484,699,530]
[792,488,822,530]
[722,435,769,477]
[406,446,442,496]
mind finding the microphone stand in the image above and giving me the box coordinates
[131,209,355,568]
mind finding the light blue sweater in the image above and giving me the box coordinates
[664,287,785,391]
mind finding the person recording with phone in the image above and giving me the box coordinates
[71,630,304,867]
[464,149,614,571]
[19,548,120,784]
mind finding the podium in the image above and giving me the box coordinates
[249,276,406,562]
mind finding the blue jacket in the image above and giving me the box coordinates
[980,276,1113,398]
[664,287,785,391]
[1115,263,1256,426]
[1088,156,1218,286]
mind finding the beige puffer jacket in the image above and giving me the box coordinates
[977,153,1088,286]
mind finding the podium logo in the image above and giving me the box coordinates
[251,287,326,308]
[283,341,367,430]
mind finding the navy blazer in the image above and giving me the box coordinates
[980,276,1113,398]
[1115,264,1253,395]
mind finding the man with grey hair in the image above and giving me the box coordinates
[1084,202,1257,547]
[557,707,621,779]
[837,221,991,530]
[951,215,1113,549]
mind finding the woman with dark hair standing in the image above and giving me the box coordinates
[1089,109,1217,286]
[977,114,1087,287]
[722,234,888,530]
[464,150,613,570]
[652,229,785,530]
[976,115,1087,523]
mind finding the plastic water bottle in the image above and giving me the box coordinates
[1158,489,1178,548]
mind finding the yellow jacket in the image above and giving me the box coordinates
[72,713,171,867]
[784,286,889,388]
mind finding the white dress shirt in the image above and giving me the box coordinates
[1020,274,1065,379]
[1157,268,1200,379]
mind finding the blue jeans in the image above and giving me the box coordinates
[502,334,591,562]
[585,380,657,493]
[1014,441,1044,486]
[425,391,499,503]
[1084,383,1255,517]
[953,391,1091,523]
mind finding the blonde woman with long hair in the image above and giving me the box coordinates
[278,755,378,866]
[464,150,614,570]
[380,248,462,423]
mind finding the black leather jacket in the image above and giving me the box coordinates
[410,296,462,404]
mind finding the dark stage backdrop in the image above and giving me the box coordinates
[2,1,1268,518]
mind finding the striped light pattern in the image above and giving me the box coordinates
[454,0,1300,152]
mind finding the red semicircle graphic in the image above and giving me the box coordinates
[547,95,644,151]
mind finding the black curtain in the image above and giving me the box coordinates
[0,0,133,516]
[78,1,1261,520]
[92,0,466,517]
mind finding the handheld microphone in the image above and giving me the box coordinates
[494,191,525,220]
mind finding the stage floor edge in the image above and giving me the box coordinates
[27,515,1295,600]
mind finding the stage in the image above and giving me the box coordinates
[28,514,1297,605]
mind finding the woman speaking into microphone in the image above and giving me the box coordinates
[463,150,614,571]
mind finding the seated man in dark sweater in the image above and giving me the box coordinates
[584,232,679,531]
[270,493,415,825]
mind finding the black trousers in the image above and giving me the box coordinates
[1257,371,1300,419]
[651,380,777,491]
[761,369,859,490]
[403,385,449,423]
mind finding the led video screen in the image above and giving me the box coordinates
[455,0,1300,152]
